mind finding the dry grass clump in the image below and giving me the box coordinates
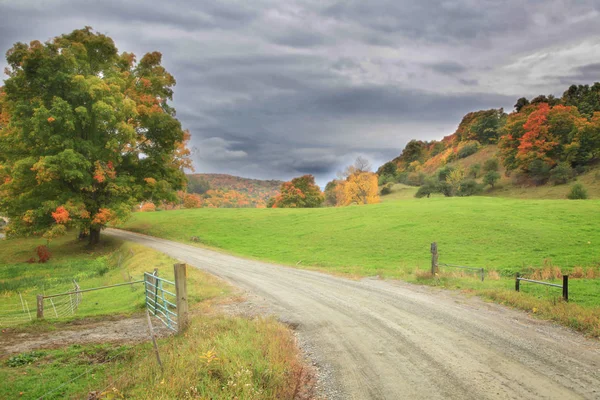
[486,270,500,280]
[530,266,563,281]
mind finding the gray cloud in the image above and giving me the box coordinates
[1,0,600,185]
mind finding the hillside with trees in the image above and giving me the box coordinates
[185,173,282,208]
[378,83,600,199]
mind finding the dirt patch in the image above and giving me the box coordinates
[0,315,172,357]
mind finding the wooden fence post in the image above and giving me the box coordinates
[515,273,520,292]
[562,275,569,302]
[36,295,44,319]
[430,242,438,275]
[174,263,189,332]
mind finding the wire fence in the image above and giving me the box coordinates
[0,292,33,327]
[0,281,82,327]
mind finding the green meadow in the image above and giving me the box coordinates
[121,196,600,278]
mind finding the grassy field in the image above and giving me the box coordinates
[121,197,600,278]
[0,235,307,399]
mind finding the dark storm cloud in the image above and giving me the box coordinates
[1,0,600,184]
[427,62,467,76]
[555,63,600,85]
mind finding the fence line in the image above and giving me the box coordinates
[430,243,485,281]
[516,273,569,301]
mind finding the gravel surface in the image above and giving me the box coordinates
[107,228,600,400]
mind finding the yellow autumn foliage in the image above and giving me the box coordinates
[335,172,380,206]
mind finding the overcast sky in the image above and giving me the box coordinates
[1,1,600,185]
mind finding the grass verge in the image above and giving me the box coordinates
[1,316,307,400]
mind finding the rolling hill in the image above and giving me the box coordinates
[187,173,283,208]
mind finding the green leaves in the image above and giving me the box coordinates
[0,28,190,244]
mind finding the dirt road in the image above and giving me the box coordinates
[106,229,600,400]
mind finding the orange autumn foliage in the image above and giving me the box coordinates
[92,208,113,225]
[51,206,70,224]
[140,202,156,212]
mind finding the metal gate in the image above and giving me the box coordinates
[144,271,178,331]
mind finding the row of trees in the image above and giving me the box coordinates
[267,157,380,208]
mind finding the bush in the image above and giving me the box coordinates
[567,183,588,199]
[406,172,425,186]
[140,202,156,212]
[415,179,438,198]
[457,179,483,196]
[483,158,499,172]
[36,245,51,263]
[380,183,393,195]
[378,174,395,186]
[457,142,479,159]
[395,171,409,184]
[436,166,454,182]
[483,170,501,188]
[549,162,574,185]
[469,163,481,178]
[528,159,551,185]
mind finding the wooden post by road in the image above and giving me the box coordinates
[562,275,569,302]
[36,295,44,319]
[430,242,438,275]
[174,263,189,332]
[515,273,520,292]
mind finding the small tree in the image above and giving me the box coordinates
[469,163,481,178]
[549,162,574,185]
[415,179,438,198]
[483,171,501,188]
[567,183,588,199]
[528,159,551,185]
[457,179,483,196]
[272,175,323,208]
[483,158,499,173]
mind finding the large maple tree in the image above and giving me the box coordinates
[0,27,191,244]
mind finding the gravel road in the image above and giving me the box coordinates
[106,228,600,400]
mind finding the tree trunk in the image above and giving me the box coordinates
[89,227,101,246]
[78,230,88,241]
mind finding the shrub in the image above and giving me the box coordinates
[469,163,481,178]
[457,179,483,196]
[406,172,425,186]
[528,159,551,185]
[457,142,479,159]
[36,245,51,263]
[549,162,573,185]
[483,158,499,172]
[380,183,393,195]
[378,174,395,186]
[567,183,588,199]
[140,202,156,212]
[183,193,203,208]
[436,166,454,182]
[415,180,437,198]
[395,171,409,184]
[483,171,501,188]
